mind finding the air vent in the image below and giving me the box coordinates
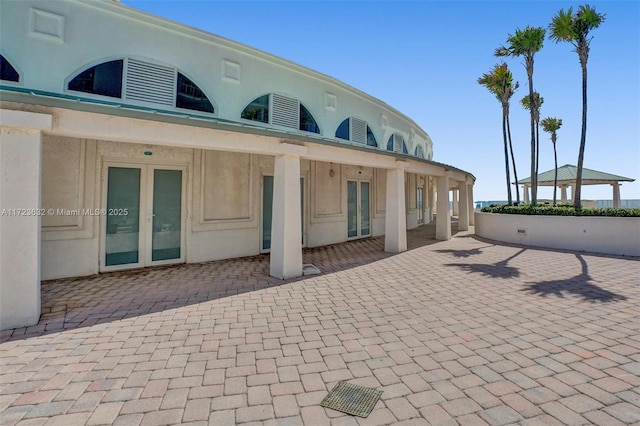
[271,93,299,129]
[125,59,175,106]
[350,118,367,144]
[393,134,403,153]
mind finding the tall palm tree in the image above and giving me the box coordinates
[496,26,545,205]
[549,5,605,208]
[521,92,544,187]
[478,63,520,205]
[541,117,563,205]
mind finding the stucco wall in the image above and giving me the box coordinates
[39,136,450,279]
[475,212,640,257]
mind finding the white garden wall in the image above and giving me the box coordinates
[475,212,640,257]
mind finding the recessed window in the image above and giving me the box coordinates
[414,145,425,159]
[68,60,123,98]
[241,95,269,123]
[300,104,320,134]
[176,73,214,113]
[241,94,320,134]
[0,55,19,82]
[387,133,407,154]
[335,117,377,147]
[336,119,349,140]
[366,127,377,147]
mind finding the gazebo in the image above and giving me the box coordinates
[517,164,635,207]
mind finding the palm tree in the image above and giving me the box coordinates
[478,63,520,205]
[521,92,544,187]
[549,5,605,208]
[496,26,546,205]
[541,117,563,205]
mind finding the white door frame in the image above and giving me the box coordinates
[347,178,371,239]
[100,160,187,272]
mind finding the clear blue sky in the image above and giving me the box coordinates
[124,0,639,202]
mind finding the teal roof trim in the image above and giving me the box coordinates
[0,85,476,181]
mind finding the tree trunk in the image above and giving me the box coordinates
[527,57,537,205]
[506,115,520,204]
[553,138,558,205]
[502,112,512,205]
[536,120,540,190]
[575,57,588,209]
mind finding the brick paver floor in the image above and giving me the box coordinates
[1,224,639,425]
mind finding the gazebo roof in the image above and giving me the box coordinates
[518,164,635,186]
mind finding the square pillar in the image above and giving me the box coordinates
[0,128,42,330]
[458,183,469,231]
[384,167,407,253]
[468,184,475,226]
[436,175,451,241]
[561,186,568,204]
[612,183,621,208]
[523,185,530,204]
[269,154,302,279]
[452,189,459,216]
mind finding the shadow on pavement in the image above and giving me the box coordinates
[444,248,526,279]
[522,253,628,303]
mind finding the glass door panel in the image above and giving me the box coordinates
[152,169,182,261]
[417,187,424,224]
[347,181,357,238]
[262,176,274,250]
[105,167,141,266]
[360,181,370,236]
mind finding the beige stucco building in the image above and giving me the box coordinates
[0,0,475,330]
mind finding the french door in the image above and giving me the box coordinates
[347,180,370,238]
[101,163,186,271]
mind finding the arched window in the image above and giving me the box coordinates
[335,117,377,147]
[241,94,320,134]
[0,54,19,82]
[241,95,269,123]
[335,119,350,140]
[176,73,214,113]
[387,133,407,154]
[366,127,377,147]
[67,59,215,114]
[68,60,123,98]
[299,104,320,134]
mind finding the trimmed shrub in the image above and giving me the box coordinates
[480,204,640,217]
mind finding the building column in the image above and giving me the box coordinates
[468,184,475,226]
[452,189,459,216]
[612,183,621,208]
[523,185,530,204]
[569,185,575,202]
[436,175,451,241]
[384,165,407,253]
[270,153,302,279]
[422,174,428,225]
[561,186,568,204]
[0,127,43,330]
[458,182,469,231]
[427,177,435,223]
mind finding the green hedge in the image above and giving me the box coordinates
[480,204,640,217]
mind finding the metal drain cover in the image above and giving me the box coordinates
[320,381,383,418]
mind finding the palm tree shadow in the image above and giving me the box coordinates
[522,253,627,303]
[445,248,525,279]
[436,245,493,258]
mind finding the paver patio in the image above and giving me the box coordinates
[1,224,639,425]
